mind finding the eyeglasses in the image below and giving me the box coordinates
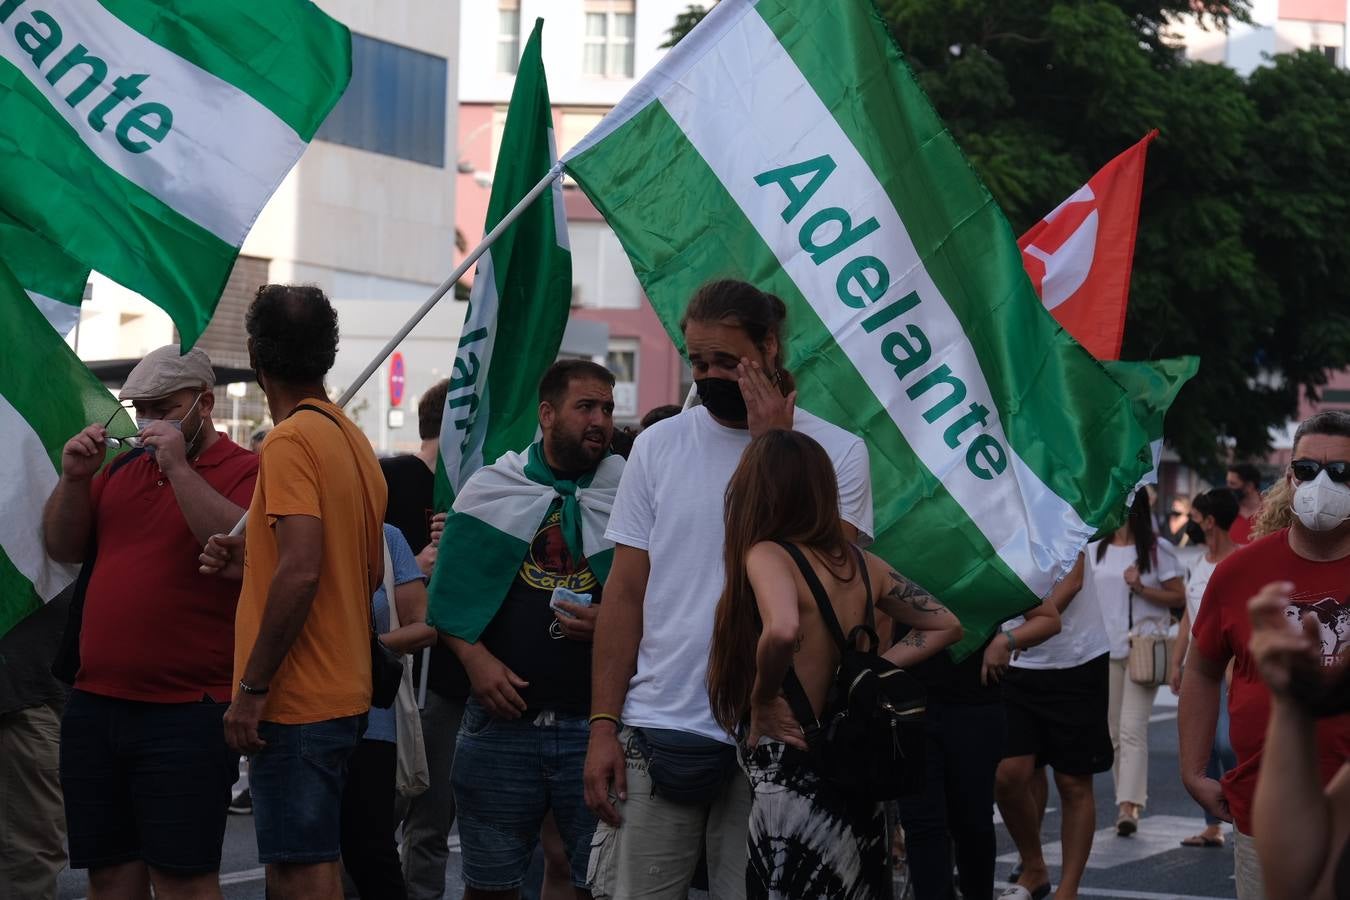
[100,403,140,450]
[1168,510,1187,518]
[1290,458,1350,484]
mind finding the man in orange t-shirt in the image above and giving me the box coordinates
[202,284,385,899]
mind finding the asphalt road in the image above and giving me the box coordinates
[57,691,1238,900]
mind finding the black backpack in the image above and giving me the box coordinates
[777,541,927,802]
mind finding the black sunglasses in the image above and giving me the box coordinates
[1290,458,1350,484]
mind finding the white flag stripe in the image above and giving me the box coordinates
[25,289,80,336]
[0,0,306,245]
[661,9,1092,595]
[547,128,570,253]
[561,0,756,164]
[440,251,502,492]
[0,393,77,601]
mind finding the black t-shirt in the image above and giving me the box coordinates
[478,501,599,714]
[379,454,470,702]
[907,633,1002,705]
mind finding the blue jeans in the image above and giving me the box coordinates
[1204,683,1238,826]
[250,715,366,865]
[450,700,595,890]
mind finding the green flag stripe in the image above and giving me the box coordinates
[567,100,1037,654]
[426,510,530,642]
[103,0,352,140]
[0,547,41,640]
[0,210,88,304]
[753,0,1150,524]
[0,263,128,465]
[0,64,236,346]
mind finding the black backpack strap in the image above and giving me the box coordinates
[775,541,850,651]
[293,403,384,620]
[775,540,854,735]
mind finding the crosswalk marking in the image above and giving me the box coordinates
[996,815,1227,870]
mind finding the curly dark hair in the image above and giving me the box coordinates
[245,284,339,383]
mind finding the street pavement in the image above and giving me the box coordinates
[57,691,1239,899]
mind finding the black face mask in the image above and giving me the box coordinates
[695,377,747,423]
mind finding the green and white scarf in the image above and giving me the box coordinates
[427,443,624,643]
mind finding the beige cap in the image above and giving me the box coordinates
[118,345,216,401]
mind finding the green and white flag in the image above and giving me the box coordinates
[0,0,351,347]
[429,444,622,642]
[1105,356,1200,492]
[0,209,89,335]
[433,19,571,512]
[563,0,1177,654]
[0,258,130,637]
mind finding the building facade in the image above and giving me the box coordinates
[1168,0,1347,74]
[457,0,694,425]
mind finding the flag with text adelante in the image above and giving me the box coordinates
[1020,132,1157,361]
[0,0,351,347]
[561,0,1177,653]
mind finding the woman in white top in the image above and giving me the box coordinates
[1170,488,1241,848]
[1086,490,1185,836]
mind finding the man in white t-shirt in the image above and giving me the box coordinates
[581,280,873,900]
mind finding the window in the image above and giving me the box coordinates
[606,340,640,420]
[583,0,635,78]
[1310,43,1341,66]
[497,1,521,75]
[315,34,447,166]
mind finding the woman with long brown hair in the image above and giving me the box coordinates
[708,430,962,899]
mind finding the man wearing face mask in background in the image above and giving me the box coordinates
[42,346,259,900]
[1180,410,1350,900]
[583,280,873,899]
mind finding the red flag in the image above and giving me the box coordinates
[1019,131,1157,360]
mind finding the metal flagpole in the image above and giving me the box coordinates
[336,161,565,407]
[226,162,565,537]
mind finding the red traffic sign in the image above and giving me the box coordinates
[389,352,406,407]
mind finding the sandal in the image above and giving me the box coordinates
[1180,832,1224,848]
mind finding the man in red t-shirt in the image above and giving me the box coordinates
[42,346,258,899]
[1182,412,1350,900]
[1227,462,1263,544]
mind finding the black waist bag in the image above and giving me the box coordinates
[778,541,927,802]
[632,727,737,805]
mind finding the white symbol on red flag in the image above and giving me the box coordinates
[1018,131,1156,360]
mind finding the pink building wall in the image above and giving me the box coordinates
[1279,0,1347,22]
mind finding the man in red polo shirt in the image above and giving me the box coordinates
[1180,410,1350,900]
[42,345,259,900]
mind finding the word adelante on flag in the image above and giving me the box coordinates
[0,0,351,348]
[755,155,1004,482]
[1,0,173,153]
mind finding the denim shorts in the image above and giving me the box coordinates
[250,715,366,865]
[450,700,596,890]
[59,690,238,873]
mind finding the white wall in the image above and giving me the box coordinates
[459,0,686,106]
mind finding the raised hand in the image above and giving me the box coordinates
[738,358,795,437]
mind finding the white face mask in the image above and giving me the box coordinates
[1291,469,1350,532]
[134,392,206,452]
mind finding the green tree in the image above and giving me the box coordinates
[662,2,1350,467]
